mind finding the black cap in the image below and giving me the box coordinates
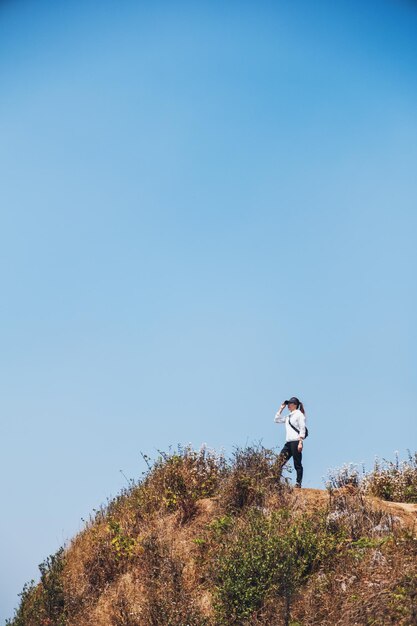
[286,397,300,406]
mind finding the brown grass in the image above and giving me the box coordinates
[7,447,417,626]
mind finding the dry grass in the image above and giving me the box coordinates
[364,452,417,503]
[7,447,417,626]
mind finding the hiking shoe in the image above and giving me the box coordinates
[295,483,302,489]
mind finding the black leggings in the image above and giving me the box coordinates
[279,441,303,486]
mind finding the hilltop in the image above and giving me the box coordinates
[7,447,417,626]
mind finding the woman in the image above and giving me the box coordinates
[274,396,307,488]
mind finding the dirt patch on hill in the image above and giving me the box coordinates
[371,498,417,531]
[290,488,416,533]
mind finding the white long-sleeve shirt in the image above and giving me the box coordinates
[274,409,306,442]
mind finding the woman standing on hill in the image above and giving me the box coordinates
[274,396,307,488]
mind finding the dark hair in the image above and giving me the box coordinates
[299,401,306,415]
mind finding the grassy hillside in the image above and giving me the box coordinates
[7,447,417,626]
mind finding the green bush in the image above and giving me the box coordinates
[7,548,66,626]
[108,518,139,560]
[388,572,417,624]
[212,509,338,625]
[5,581,39,626]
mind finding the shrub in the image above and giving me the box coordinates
[212,509,338,625]
[139,445,226,522]
[325,452,417,504]
[108,518,139,561]
[219,445,287,514]
[6,548,66,626]
[78,521,124,596]
[388,572,417,624]
[6,581,38,626]
[364,452,417,503]
[325,463,364,492]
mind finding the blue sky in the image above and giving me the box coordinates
[1,0,417,620]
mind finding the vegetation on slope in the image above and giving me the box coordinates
[7,446,417,626]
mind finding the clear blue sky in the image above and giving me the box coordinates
[1,0,417,620]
